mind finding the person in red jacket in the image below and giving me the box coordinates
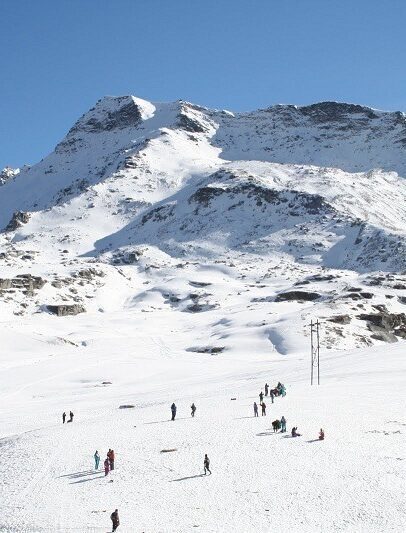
[108,449,115,470]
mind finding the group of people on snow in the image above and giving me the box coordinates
[171,402,197,420]
[62,411,74,424]
[94,449,115,476]
[256,381,286,417]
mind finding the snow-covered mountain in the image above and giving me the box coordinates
[0,95,405,351]
[1,95,406,532]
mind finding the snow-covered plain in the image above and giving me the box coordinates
[0,95,406,531]
[0,309,405,532]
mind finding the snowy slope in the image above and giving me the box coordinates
[0,95,405,530]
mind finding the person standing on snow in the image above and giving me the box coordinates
[191,403,196,417]
[261,402,267,416]
[62,412,66,424]
[104,457,110,476]
[94,450,100,470]
[253,402,259,417]
[171,403,177,421]
[264,383,269,396]
[280,416,287,433]
[259,391,264,403]
[204,454,211,475]
[270,389,274,404]
[108,449,115,471]
[110,509,119,531]
[69,411,74,423]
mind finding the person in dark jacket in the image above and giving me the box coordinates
[191,403,196,417]
[111,509,119,531]
[69,411,74,422]
[319,428,325,440]
[171,403,177,421]
[62,412,66,424]
[104,457,110,476]
[253,402,259,417]
[204,454,211,475]
[264,383,269,396]
[259,391,264,403]
[270,390,274,404]
[261,402,266,416]
[291,427,301,437]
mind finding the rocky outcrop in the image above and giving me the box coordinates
[47,304,86,316]
[0,275,46,292]
[275,291,321,302]
[358,312,406,339]
[4,211,30,231]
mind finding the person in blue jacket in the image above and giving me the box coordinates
[94,450,100,470]
[280,416,287,432]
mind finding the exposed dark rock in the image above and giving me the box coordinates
[358,312,406,339]
[4,211,30,231]
[275,291,321,302]
[47,304,86,316]
[189,281,212,288]
[187,346,225,354]
[327,315,351,325]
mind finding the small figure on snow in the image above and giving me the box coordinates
[264,383,269,396]
[94,450,100,470]
[107,449,115,470]
[291,427,301,437]
[104,457,110,476]
[272,419,280,432]
[191,403,196,417]
[204,454,211,475]
[62,412,66,424]
[171,403,177,421]
[319,428,325,440]
[261,402,266,416]
[259,391,264,403]
[280,416,287,433]
[253,402,259,417]
[270,389,274,404]
[69,411,74,423]
[111,508,120,531]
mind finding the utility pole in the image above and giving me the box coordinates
[310,319,320,385]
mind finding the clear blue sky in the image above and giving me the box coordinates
[1,0,405,169]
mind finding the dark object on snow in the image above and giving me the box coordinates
[119,404,135,409]
[47,304,85,316]
[161,448,177,453]
[291,427,301,437]
[280,416,287,433]
[111,509,119,531]
[261,402,266,416]
[204,454,211,475]
[230,398,236,400]
[275,291,321,302]
[254,402,259,417]
[171,403,177,421]
[191,403,196,417]
[69,411,74,422]
[62,412,66,424]
[319,429,325,440]
[272,419,281,432]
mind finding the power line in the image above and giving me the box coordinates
[310,319,320,385]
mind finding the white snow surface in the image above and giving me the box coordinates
[0,95,406,531]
